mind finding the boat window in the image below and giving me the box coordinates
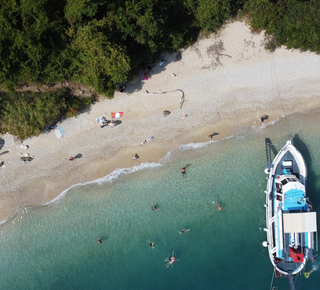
[281,179,288,186]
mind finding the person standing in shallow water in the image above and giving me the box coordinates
[181,164,190,177]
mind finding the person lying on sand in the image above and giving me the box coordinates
[208,132,219,138]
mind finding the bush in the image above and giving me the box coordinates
[0,88,92,140]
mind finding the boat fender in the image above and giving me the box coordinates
[308,204,313,211]
[262,241,269,247]
[264,168,270,174]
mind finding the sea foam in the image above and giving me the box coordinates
[44,162,163,205]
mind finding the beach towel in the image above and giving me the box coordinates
[111,112,124,119]
[54,126,65,138]
[96,117,107,124]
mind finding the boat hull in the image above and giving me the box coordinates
[265,140,317,277]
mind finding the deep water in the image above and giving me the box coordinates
[1,111,320,290]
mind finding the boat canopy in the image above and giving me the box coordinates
[283,212,317,233]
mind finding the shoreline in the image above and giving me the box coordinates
[1,21,320,225]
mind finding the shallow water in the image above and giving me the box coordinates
[1,111,320,290]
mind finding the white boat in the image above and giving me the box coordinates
[264,139,317,278]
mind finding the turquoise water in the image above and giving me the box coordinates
[1,111,320,290]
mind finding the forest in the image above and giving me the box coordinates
[0,0,319,139]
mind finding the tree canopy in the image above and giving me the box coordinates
[1,0,320,139]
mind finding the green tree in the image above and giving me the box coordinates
[70,20,131,95]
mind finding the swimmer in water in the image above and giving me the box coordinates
[215,203,222,211]
[179,229,191,234]
[165,251,179,267]
[150,242,155,248]
[152,204,158,211]
[98,238,102,244]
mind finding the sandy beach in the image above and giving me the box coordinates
[1,21,320,224]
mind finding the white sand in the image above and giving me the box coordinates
[1,21,320,224]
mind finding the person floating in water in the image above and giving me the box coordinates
[179,229,191,234]
[150,242,155,248]
[213,201,222,211]
[98,238,102,244]
[165,251,180,267]
[152,204,159,211]
[181,164,190,177]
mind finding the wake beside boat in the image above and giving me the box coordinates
[263,139,318,280]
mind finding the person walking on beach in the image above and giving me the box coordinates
[69,156,74,161]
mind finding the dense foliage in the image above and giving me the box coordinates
[1,0,320,139]
[0,88,93,140]
[244,0,320,52]
[0,0,246,95]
